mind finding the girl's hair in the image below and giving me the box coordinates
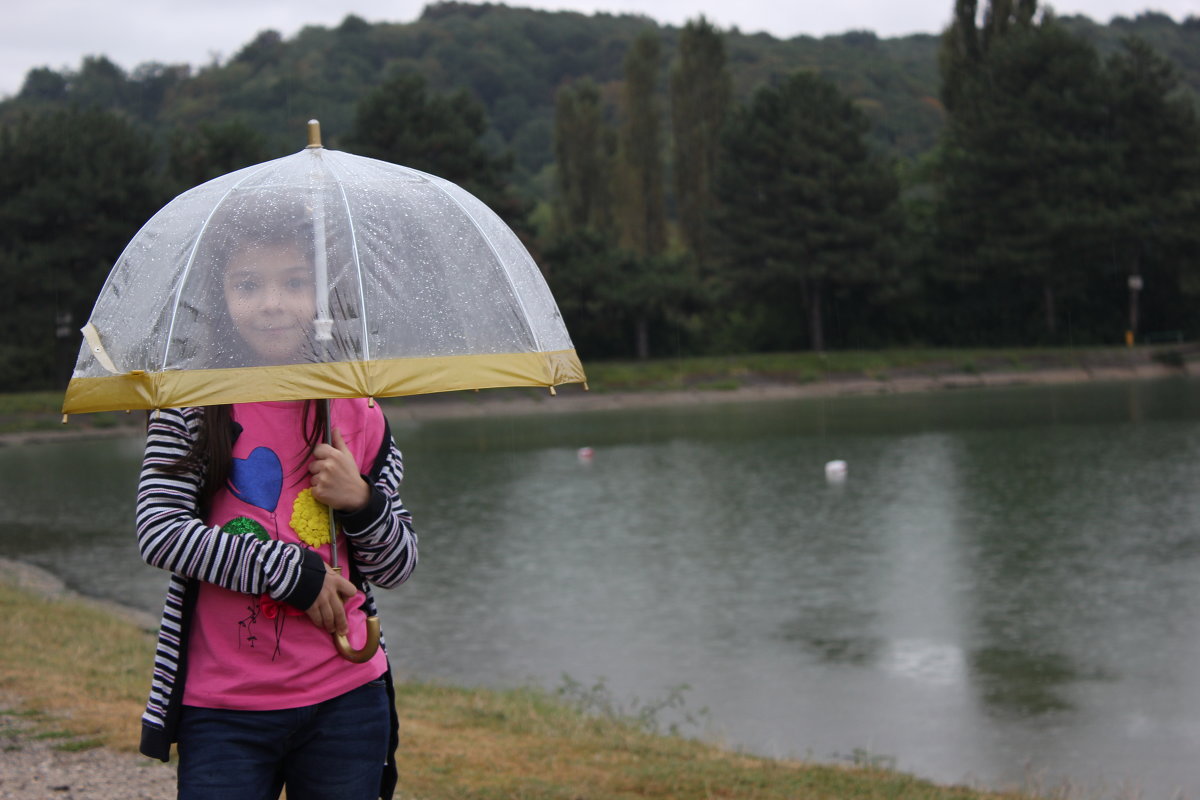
[162,401,330,516]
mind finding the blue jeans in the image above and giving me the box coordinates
[177,678,390,800]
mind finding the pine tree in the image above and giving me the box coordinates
[714,72,900,352]
[1105,37,1200,337]
[935,3,1118,340]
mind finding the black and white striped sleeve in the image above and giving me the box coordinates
[135,407,325,609]
[335,419,418,590]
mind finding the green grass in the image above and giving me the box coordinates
[578,346,1106,393]
[0,390,64,414]
[0,389,141,435]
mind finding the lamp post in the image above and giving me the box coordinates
[1127,274,1143,347]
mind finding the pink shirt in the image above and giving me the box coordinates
[183,399,387,710]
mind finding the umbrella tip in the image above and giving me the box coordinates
[307,119,322,149]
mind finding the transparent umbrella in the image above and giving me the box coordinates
[63,120,585,414]
[63,120,586,660]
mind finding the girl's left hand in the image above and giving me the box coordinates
[309,427,371,513]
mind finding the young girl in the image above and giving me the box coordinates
[135,228,418,800]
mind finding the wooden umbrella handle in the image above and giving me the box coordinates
[334,615,381,663]
[330,564,381,663]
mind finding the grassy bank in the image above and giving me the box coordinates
[0,577,1035,800]
[550,345,1169,393]
[0,389,136,436]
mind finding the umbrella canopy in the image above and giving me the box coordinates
[63,122,585,414]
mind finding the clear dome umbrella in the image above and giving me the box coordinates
[63,120,585,414]
[63,120,586,661]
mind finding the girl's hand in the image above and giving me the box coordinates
[309,427,371,513]
[305,563,358,635]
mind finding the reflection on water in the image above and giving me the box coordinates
[4,377,1200,797]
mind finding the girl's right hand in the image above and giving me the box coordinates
[305,564,358,635]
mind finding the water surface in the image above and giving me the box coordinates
[4,378,1200,797]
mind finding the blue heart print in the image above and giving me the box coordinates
[228,446,283,512]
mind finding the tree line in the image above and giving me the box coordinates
[0,0,1198,389]
[540,1,1200,359]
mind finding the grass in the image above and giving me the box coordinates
[0,388,140,435]
[0,577,1041,800]
[565,346,1126,394]
[0,581,151,751]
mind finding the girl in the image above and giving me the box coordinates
[135,226,418,800]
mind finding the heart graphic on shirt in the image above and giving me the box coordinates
[228,446,283,512]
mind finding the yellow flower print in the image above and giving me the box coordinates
[291,488,332,548]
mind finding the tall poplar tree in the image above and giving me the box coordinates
[552,78,615,236]
[616,31,667,260]
[669,17,732,268]
[615,30,668,358]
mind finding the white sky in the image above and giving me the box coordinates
[2,0,1195,98]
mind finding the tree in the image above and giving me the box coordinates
[940,0,1038,114]
[669,17,732,268]
[936,4,1121,341]
[1104,37,1200,337]
[344,71,526,230]
[552,78,616,236]
[167,119,270,192]
[17,68,67,103]
[713,71,900,352]
[615,31,667,261]
[0,108,167,389]
[615,30,669,358]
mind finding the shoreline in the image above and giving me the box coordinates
[384,359,1189,420]
[6,356,1190,447]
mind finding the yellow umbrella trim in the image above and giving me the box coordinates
[62,349,587,414]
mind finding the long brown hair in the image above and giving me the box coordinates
[162,401,328,517]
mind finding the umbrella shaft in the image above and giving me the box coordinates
[323,398,339,572]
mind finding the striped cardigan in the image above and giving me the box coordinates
[135,405,417,798]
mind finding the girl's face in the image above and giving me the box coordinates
[223,243,316,365]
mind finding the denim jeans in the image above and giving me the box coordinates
[177,678,390,800]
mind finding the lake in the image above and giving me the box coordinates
[4,377,1200,798]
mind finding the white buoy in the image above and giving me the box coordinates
[825,460,847,482]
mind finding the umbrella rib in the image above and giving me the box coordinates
[418,173,544,353]
[161,161,279,372]
[325,155,371,363]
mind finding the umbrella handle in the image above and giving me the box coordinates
[330,564,381,663]
[334,614,381,664]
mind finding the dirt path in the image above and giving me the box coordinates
[0,707,176,800]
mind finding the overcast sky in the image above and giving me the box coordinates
[2,0,1194,98]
